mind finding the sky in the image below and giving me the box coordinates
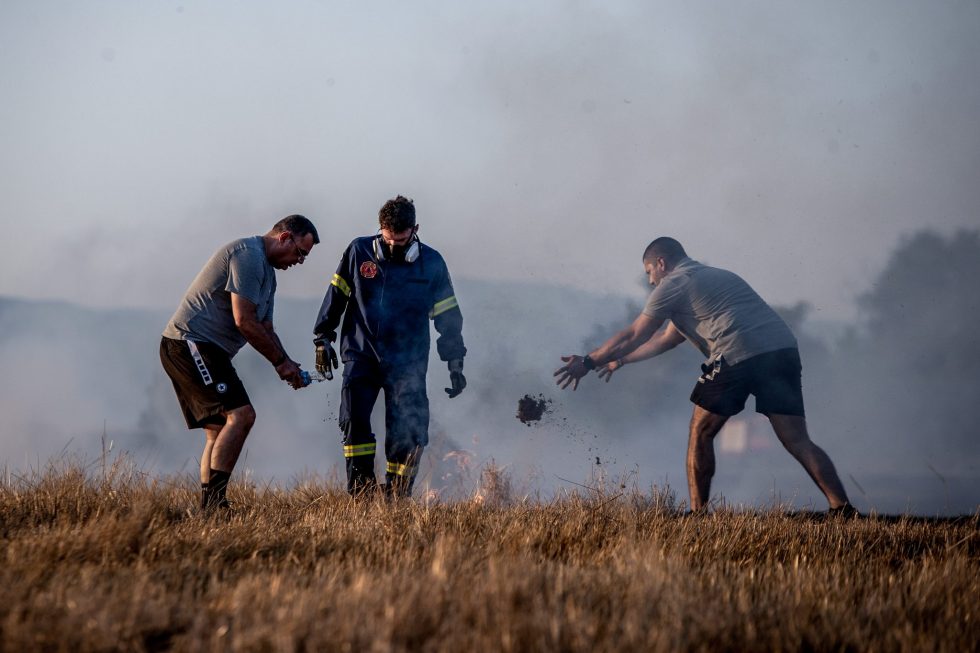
[2,1,979,319]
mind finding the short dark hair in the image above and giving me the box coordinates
[643,237,687,264]
[378,196,416,232]
[271,214,320,244]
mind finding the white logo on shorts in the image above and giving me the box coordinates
[216,382,228,394]
[698,355,725,383]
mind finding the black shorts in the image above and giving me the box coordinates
[689,348,805,417]
[159,336,251,429]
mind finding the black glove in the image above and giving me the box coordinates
[314,339,339,380]
[445,359,466,398]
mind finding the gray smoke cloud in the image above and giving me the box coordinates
[1,230,977,514]
[2,2,977,314]
[0,2,978,512]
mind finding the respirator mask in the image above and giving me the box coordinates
[374,227,420,263]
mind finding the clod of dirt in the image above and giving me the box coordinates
[516,394,553,425]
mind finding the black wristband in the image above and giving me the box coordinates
[273,353,287,366]
[582,355,597,371]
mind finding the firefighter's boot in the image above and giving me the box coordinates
[344,436,378,496]
[384,447,423,499]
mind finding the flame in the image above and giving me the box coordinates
[443,450,476,472]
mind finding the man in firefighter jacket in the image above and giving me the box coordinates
[312,195,466,497]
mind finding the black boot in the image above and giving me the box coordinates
[349,473,378,497]
[384,462,417,499]
[204,468,231,510]
[344,439,378,497]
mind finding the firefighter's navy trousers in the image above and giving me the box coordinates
[339,359,428,496]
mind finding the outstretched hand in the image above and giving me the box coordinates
[597,359,623,382]
[554,355,590,391]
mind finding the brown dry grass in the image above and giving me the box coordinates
[1,455,976,652]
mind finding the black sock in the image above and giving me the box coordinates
[208,469,231,504]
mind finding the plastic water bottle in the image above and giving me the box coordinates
[301,370,327,386]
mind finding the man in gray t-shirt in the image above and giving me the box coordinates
[160,215,319,511]
[555,237,854,516]
[641,256,798,366]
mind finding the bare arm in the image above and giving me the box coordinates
[588,313,665,367]
[231,293,285,363]
[262,319,286,357]
[621,321,685,364]
[597,321,686,382]
[231,293,303,388]
[555,312,664,390]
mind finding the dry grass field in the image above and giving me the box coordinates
[1,455,976,652]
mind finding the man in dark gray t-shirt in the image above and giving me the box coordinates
[555,237,854,516]
[160,214,319,511]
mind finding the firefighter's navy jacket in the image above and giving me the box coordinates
[313,236,466,368]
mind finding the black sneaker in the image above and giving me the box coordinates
[199,495,234,516]
[827,503,860,519]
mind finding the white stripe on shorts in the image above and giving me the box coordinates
[186,340,213,386]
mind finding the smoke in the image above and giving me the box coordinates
[2,230,976,513]
[1,3,978,512]
[2,2,978,316]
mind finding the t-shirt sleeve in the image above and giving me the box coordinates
[642,277,684,321]
[225,247,265,305]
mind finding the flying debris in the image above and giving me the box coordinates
[516,394,553,425]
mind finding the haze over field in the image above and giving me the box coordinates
[2,1,978,314]
[2,228,978,515]
[1,2,978,513]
